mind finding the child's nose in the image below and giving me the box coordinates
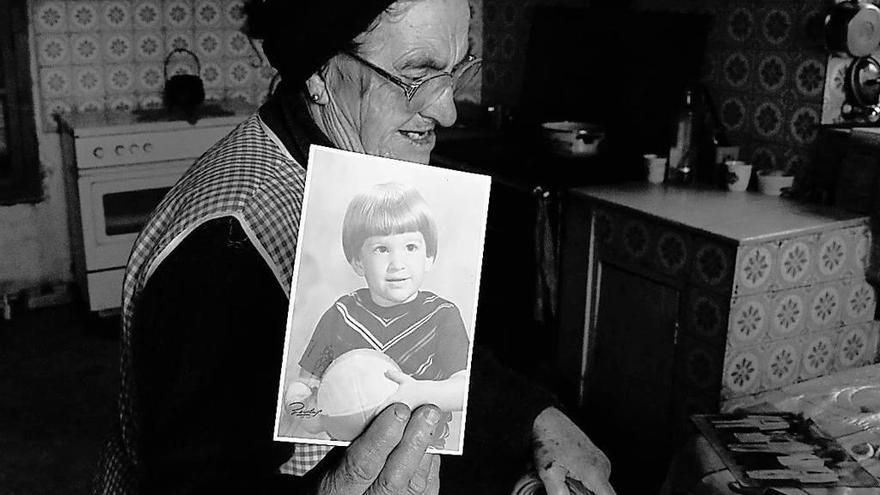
[388,253,406,270]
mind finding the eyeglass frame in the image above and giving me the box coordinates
[343,51,482,104]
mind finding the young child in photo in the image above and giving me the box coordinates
[286,182,470,446]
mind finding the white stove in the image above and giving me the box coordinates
[59,108,252,314]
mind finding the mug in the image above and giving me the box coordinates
[643,154,667,184]
[725,160,752,192]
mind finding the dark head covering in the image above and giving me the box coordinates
[245,0,397,85]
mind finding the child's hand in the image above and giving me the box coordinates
[285,381,312,410]
[384,369,428,409]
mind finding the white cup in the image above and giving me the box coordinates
[643,154,667,184]
[725,160,752,192]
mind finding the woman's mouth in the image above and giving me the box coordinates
[399,129,435,145]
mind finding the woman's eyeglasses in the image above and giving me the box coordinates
[344,52,482,113]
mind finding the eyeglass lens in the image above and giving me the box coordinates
[407,61,482,112]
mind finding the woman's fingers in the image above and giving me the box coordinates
[320,403,411,495]
[369,404,442,495]
[424,455,441,495]
[406,453,439,494]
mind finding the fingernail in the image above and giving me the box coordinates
[393,403,410,421]
[425,407,441,425]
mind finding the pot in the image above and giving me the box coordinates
[163,48,205,113]
[540,121,605,157]
[756,170,794,196]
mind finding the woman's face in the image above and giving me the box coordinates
[317,0,471,164]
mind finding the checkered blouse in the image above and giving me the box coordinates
[95,114,329,494]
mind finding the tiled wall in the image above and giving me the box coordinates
[481,0,827,174]
[704,1,827,175]
[32,0,276,130]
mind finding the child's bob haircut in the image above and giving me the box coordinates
[342,182,438,263]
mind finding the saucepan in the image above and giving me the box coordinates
[540,121,605,157]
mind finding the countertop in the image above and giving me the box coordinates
[573,182,868,243]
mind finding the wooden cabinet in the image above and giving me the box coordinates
[558,183,878,493]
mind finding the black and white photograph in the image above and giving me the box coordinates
[10,0,880,494]
[274,145,489,454]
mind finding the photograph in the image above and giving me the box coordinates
[273,145,491,454]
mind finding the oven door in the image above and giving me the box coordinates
[78,160,189,272]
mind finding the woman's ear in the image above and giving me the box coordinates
[305,70,329,105]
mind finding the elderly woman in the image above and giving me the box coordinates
[94,0,615,494]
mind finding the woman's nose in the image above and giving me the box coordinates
[420,86,457,127]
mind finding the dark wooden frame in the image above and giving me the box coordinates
[0,0,41,204]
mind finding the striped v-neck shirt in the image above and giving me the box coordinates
[300,289,469,381]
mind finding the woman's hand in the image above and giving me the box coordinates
[532,407,616,495]
[305,402,442,495]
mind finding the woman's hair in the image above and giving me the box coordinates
[342,182,438,263]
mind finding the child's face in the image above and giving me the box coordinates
[352,231,434,307]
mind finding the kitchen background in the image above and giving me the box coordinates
[0,0,836,304]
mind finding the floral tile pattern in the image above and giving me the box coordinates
[33,0,272,130]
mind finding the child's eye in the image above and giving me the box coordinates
[406,243,419,252]
[374,246,388,254]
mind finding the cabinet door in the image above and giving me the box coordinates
[586,263,680,492]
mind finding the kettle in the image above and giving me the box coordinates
[163,48,205,113]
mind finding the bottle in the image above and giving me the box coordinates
[668,89,696,184]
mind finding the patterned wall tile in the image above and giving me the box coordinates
[194,0,222,27]
[69,1,99,32]
[37,34,72,67]
[40,67,72,98]
[134,31,164,62]
[199,60,223,88]
[762,340,801,390]
[133,0,162,29]
[800,329,837,380]
[833,322,879,371]
[222,0,244,28]
[72,65,104,95]
[34,1,68,33]
[164,0,193,29]
[733,242,778,296]
[754,52,789,96]
[135,63,163,92]
[195,29,223,60]
[104,64,135,94]
[224,58,252,87]
[691,238,736,293]
[100,0,131,30]
[224,29,250,58]
[684,289,729,345]
[71,33,102,64]
[103,31,134,63]
[804,281,844,332]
